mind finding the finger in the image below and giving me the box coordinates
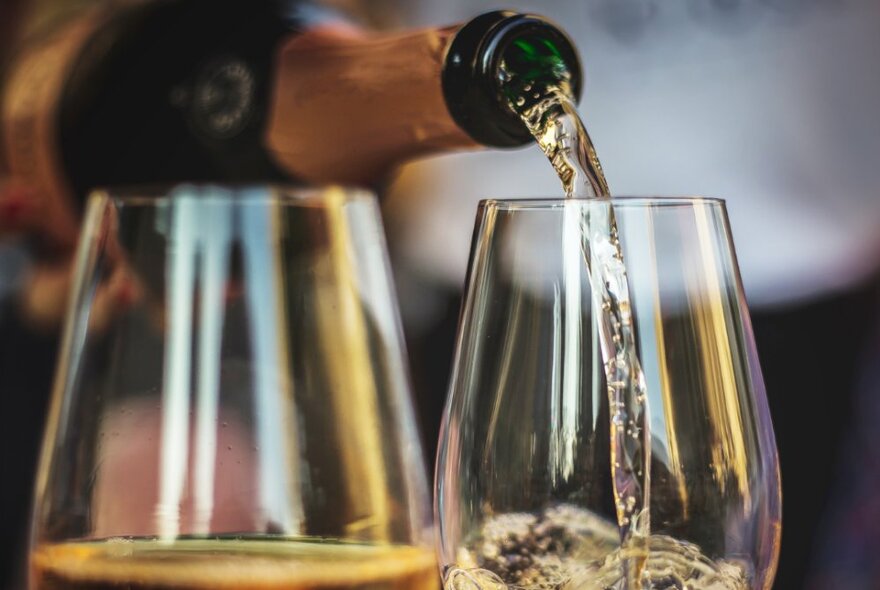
[0,181,79,253]
[19,259,75,332]
[19,255,142,332]
[0,183,41,234]
[87,262,143,333]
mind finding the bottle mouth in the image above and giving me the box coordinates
[442,11,583,148]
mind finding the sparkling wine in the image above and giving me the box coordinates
[31,537,439,590]
[3,5,580,226]
[445,505,749,590]
[442,20,753,590]
[499,27,651,553]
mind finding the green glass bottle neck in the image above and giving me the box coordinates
[442,11,583,148]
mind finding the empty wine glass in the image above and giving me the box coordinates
[30,185,437,590]
[436,198,781,589]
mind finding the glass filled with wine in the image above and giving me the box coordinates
[30,185,436,590]
[436,197,781,590]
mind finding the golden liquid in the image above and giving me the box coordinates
[503,58,651,550]
[31,538,440,590]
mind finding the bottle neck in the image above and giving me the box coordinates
[441,11,583,149]
[265,24,479,186]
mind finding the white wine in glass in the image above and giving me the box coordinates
[436,198,781,590]
[30,186,437,590]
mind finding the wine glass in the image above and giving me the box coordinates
[436,198,781,589]
[30,185,437,590]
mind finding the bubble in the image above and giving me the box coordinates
[444,568,507,590]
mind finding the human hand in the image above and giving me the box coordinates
[0,179,141,331]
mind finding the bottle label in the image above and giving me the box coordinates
[189,57,257,140]
[2,9,106,233]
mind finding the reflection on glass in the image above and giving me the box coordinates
[31,186,436,590]
[436,198,780,589]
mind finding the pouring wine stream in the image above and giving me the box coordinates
[501,50,652,587]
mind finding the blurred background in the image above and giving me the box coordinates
[2,0,880,588]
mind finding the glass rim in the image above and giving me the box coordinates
[88,184,377,207]
[478,196,727,210]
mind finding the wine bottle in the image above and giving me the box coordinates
[1,1,582,232]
